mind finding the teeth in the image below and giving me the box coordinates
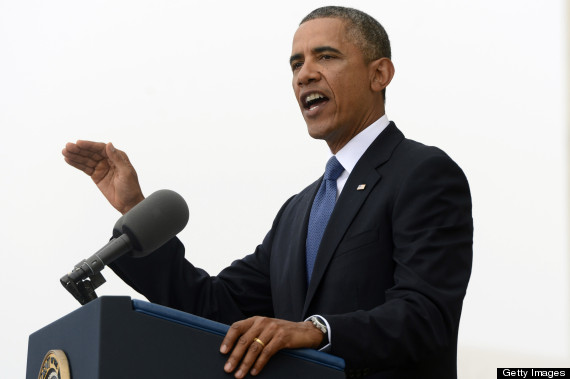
[305,93,324,103]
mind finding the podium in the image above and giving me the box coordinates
[26,296,345,378]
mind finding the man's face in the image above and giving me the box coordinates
[290,18,381,153]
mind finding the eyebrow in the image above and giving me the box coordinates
[289,46,344,65]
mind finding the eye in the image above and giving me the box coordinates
[320,54,335,61]
[291,61,303,71]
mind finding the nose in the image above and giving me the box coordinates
[297,59,321,86]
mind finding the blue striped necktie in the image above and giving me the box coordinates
[306,156,344,283]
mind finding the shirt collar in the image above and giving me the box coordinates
[333,114,390,175]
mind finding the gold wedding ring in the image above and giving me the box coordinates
[253,337,265,348]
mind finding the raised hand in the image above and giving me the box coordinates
[62,140,145,214]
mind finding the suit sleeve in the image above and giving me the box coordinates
[109,196,295,325]
[324,153,473,373]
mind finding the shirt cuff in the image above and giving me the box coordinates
[305,314,331,352]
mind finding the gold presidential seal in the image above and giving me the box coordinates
[38,350,70,379]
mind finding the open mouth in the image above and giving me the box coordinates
[303,92,329,111]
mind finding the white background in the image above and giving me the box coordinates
[0,0,567,377]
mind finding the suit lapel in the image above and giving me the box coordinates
[286,182,318,319]
[302,122,404,316]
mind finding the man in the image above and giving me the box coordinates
[62,6,473,378]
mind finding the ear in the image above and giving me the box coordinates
[370,58,395,94]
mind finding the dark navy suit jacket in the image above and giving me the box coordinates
[111,122,473,378]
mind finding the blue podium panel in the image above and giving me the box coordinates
[27,296,345,378]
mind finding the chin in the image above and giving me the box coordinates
[305,125,329,141]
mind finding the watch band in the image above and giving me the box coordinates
[309,315,327,335]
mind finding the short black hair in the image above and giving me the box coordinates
[301,6,391,62]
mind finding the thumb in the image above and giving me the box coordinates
[106,142,133,170]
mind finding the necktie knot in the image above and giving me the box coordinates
[324,156,344,181]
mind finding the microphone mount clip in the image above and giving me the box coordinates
[60,258,107,305]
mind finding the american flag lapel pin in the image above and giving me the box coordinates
[357,184,366,191]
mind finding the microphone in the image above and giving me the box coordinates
[60,189,189,304]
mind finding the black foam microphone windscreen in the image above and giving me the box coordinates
[120,189,189,257]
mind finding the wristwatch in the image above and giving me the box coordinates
[309,316,328,335]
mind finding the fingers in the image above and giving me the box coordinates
[64,140,107,161]
[62,141,133,179]
[221,317,271,378]
[246,334,277,377]
[62,141,107,176]
[220,318,254,358]
[220,317,321,378]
